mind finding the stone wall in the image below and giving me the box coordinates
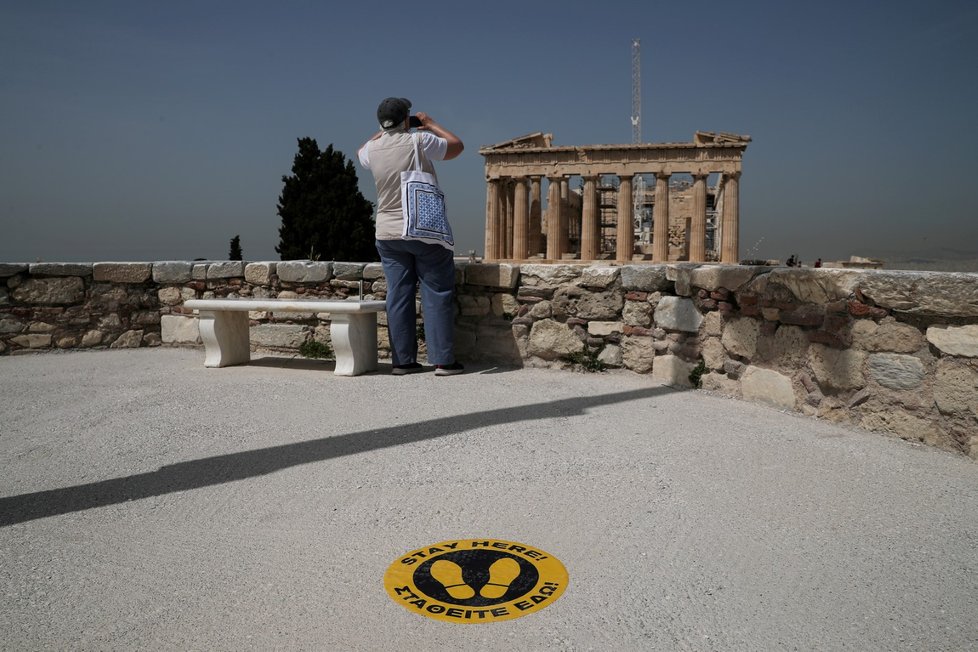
[2,260,976,459]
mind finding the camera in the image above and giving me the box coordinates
[408,115,422,129]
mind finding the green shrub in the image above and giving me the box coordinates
[299,340,333,359]
[564,348,607,373]
[689,359,707,388]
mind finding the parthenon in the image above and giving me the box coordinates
[479,131,751,263]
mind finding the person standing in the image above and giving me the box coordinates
[358,97,465,376]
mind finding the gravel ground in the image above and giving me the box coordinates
[1,348,976,651]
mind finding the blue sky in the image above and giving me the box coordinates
[2,0,976,264]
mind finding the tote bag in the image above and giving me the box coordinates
[400,133,454,249]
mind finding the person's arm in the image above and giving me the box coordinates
[415,112,463,160]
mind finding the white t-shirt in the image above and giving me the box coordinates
[358,129,448,240]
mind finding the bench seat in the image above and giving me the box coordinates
[183,298,386,376]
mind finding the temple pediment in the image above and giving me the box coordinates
[482,132,554,150]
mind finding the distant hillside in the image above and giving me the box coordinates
[862,247,978,273]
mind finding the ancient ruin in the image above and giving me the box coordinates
[479,131,751,264]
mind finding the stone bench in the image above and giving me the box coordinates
[183,298,386,376]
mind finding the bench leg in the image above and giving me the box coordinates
[330,312,378,376]
[197,310,251,367]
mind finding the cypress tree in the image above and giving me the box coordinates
[275,138,377,262]
[229,235,242,260]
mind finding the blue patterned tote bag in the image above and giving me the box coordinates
[400,133,454,250]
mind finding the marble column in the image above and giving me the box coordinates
[581,176,599,260]
[559,178,570,256]
[720,171,741,264]
[690,173,708,262]
[653,172,670,263]
[485,180,500,261]
[513,177,529,261]
[529,177,542,256]
[503,180,514,259]
[616,176,634,262]
[546,177,562,260]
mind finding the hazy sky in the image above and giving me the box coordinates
[2,0,977,264]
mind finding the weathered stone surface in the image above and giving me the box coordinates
[741,367,797,410]
[622,300,652,327]
[857,271,978,317]
[29,263,93,277]
[652,354,695,388]
[520,264,581,288]
[701,372,742,397]
[723,360,746,378]
[192,264,209,280]
[867,353,925,390]
[10,334,52,348]
[362,262,384,280]
[0,318,24,333]
[56,335,79,348]
[552,287,623,320]
[205,261,244,279]
[12,277,85,304]
[578,265,619,289]
[458,295,491,317]
[757,324,808,367]
[276,261,332,283]
[654,296,703,333]
[621,336,655,374]
[597,344,622,367]
[160,315,200,344]
[466,263,520,288]
[0,288,7,305]
[528,319,584,360]
[809,345,866,392]
[690,265,757,292]
[721,317,760,360]
[332,262,365,280]
[93,263,152,283]
[761,268,862,304]
[701,338,725,370]
[471,322,521,363]
[81,330,104,347]
[859,405,948,447]
[110,330,144,348]
[152,262,193,283]
[490,292,520,317]
[933,361,978,417]
[28,322,56,333]
[158,287,183,306]
[244,262,276,285]
[251,324,309,348]
[851,318,924,353]
[926,324,978,357]
[620,265,669,291]
[0,264,28,277]
[587,321,623,336]
[528,300,552,319]
[703,311,723,337]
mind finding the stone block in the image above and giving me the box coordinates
[857,271,978,318]
[741,367,797,410]
[205,261,245,279]
[651,354,695,388]
[363,263,385,280]
[527,319,584,361]
[251,324,309,348]
[519,264,580,288]
[703,311,723,337]
[851,318,924,353]
[29,263,93,277]
[28,322,56,333]
[721,317,760,360]
[933,361,978,418]
[621,336,656,374]
[12,277,85,304]
[152,262,193,283]
[93,263,152,283]
[597,344,623,367]
[10,334,52,349]
[701,338,725,370]
[490,292,520,318]
[623,300,652,327]
[690,265,757,292]
[466,263,519,288]
[757,324,808,368]
[0,264,28,277]
[926,324,978,357]
[620,265,670,291]
[859,407,949,448]
[244,262,276,285]
[458,295,491,317]
[473,322,522,363]
[161,315,200,344]
[808,344,866,392]
[654,296,703,333]
[867,353,925,390]
[81,330,104,347]
[665,264,698,296]
[763,268,862,304]
[110,330,144,348]
[276,261,332,283]
[0,318,24,333]
[332,262,365,280]
[158,287,183,306]
[192,264,209,280]
[579,266,620,289]
[528,301,552,319]
[701,371,742,397]
[588,321,623,336]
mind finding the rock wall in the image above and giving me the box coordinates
[2,260,976,459]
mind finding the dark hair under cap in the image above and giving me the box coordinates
[377,97,412,129]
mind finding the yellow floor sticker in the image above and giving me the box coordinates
[384,538,568,623]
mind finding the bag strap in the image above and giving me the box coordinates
[411,132,424,172]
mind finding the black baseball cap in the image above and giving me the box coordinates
[377,97,412,129]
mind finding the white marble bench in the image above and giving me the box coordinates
[183,298,386,376]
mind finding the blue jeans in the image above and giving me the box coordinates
[375,239,457,366]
